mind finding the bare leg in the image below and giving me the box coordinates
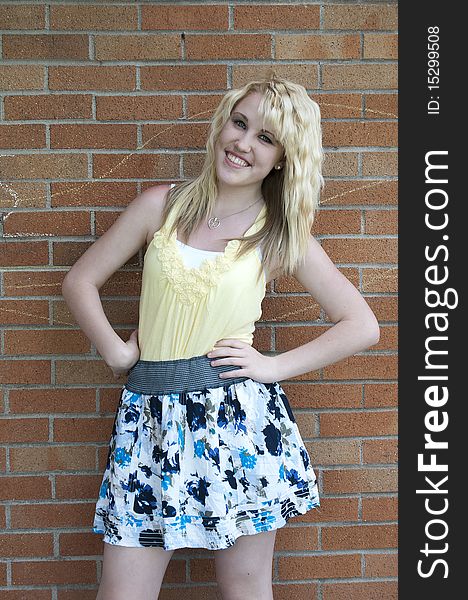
[214,530,277,600]
[96,542,175,600]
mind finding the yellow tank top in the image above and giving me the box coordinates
[138,202,267,361]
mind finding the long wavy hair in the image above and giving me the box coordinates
[162,75,324,281]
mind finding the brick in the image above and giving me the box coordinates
[320,410,397,437]
[364,34,398,59]
[316,93,362,119]
[322,180,397,206]
[55,474,102,500]
[322,582,397,600]
[365,553,398,577]
[282,382,362,409]
[363,439,398,464]
[304,497,359,523]
[186,34,271,60]
[3,34,88,60]
[262,297,321,323]
[182,153,206,178]
[323,524,397,550]
[59,531,103,556]
[373,324,397,350]
[278,554,361,580]
[3,270,66,297]
[0,125,45,149]
[2,475,51,500]
[12,560,97,585]
[54,416,115,442]
[9,446,95,474]
[313,209,361,234]
[186,94,225,119]
[5,94,92,121]
[50,5,137,30]
[143,5,228,30]
[0,592,51,600]
[0,154,87,180]
[0,182,47,209]
[93,153,178,179]
[51,181,137,208]
[0,299,49,325]
[272,584,318,600]
[0,65,44,90]
[4,329,90,355]
[55,360,125,385]
[322,64,397,90]
[253,326,272,352]
[0,4,44,29]
[275,525,319,551]
[363,266,398,292]
[1,533,53,557]
[323,152,359,177]
[141,65,227,91]
[235,5,319,30]
[294,413,317,439]
[232,64,318,89]
[362,496,398,522]
[50,124,138,149]
[277,34,360,60]
[100,270,142,296]
[307,439,360,465]
[96,94,182,120]
[323,468,398,494]
[323,5,397,30]
[366,296,397,322]
[275,267,359,292]
[362,152,398,176]
[324,355,397,381]
[365,93,398,119]
[49,65,136,91]
[52,243,93,268]
[95,34,180,60]
[0,417,49,442]
[8,388,95,415]
[323,121,397,147]
[364,383,397,408]
[99,388,126,414]
[3,211,90,237]
[321,238,397,264]
[142,122,210,149]
[0,242,48,266]
[51,181,138,210]
[0,360,51,384]
[58,592,95,600]
[54,298,139,327]
[365,208,398,233]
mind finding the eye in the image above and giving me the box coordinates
[233,118,246,129]
[259,133,273,144]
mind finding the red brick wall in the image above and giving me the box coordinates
[0,2,398,598]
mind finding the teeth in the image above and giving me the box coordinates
[227,152,249,167]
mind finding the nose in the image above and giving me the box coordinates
[234,131,253,153]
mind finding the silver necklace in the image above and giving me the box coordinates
[207,196,263,230]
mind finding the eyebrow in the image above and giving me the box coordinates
[232,111,276,139]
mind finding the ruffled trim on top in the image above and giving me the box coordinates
[152,232,241,305]
[150,205,266,306]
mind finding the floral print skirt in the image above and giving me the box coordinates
[93,374,320,551]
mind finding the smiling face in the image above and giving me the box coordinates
[214,91,284,196]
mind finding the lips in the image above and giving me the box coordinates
[225,151,251,168]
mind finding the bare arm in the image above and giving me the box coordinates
[271,235,380,381]
[61,184,170,374]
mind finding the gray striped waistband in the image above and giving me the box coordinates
[125,355,249,394]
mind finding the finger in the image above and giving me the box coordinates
[219,368,247,378]
[213,338,245,349]
[210,357,244,367]
[208,348,243,359]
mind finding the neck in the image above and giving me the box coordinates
[214,184,264,213]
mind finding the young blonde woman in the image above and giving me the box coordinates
[62,76,380,600]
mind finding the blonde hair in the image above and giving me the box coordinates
[162,75,324,280]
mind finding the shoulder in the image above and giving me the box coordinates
[127,184,173,246]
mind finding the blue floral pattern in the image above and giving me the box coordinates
[93,378,320,550]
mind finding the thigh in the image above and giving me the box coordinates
[96,542,175,600]
[214,530,276,588]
